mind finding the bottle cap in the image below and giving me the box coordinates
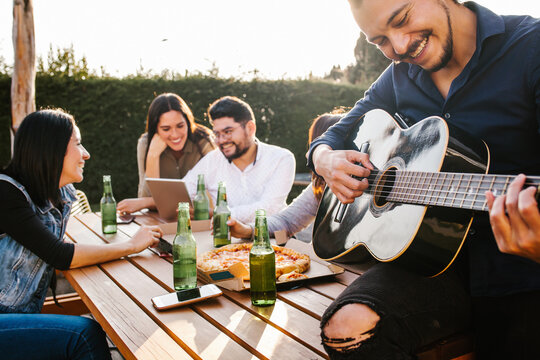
[178,202,190,211]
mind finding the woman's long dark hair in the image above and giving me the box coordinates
[144,93,214,168]
[308,110,346,200]
[3,109,75,207]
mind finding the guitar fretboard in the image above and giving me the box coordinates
[369,171,540,212]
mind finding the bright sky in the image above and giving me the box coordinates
[0,0,539,79]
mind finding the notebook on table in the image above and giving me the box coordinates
[146,178,192,221]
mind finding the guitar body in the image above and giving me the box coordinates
[312,109,490,276]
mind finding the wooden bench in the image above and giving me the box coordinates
[41,292,89,316]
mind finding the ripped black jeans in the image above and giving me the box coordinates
[320,263,472,360]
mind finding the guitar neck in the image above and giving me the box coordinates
[377,171,540,212]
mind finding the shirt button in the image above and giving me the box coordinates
[469,228,476,236]
[444,113,451,119]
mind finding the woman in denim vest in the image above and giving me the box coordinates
[0,109,163,360]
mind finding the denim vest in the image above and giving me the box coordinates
[0,174,77,313]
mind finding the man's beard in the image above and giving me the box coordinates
[221,140,250,162]
[429,2,453,72]
[397,2,454,72]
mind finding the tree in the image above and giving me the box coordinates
[324,65,345,82]
[325,33,391,86]
[37,44,92,79]
[345,34,391,86]
[11,0,36,135]
[0,52,12,76]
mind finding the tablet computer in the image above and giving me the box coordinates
[146,178,192,220]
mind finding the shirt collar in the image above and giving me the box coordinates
[223,137,260,167]
[182,137,196,154]
[39,184,78,214]
[464,1,505,51]
[407,1,505,78]
[253,138,261,165]
[63,184,78,203]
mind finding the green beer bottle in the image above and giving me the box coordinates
[249,209,276,306]
[213,181,231,247]
[100,175,117,234]
[193,174,210,220]
[173,202,197,290]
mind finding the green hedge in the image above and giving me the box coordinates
[0,76,364,204]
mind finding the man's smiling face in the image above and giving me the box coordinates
[350,0,454,72]
[212,117,253,161]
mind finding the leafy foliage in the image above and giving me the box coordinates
[0,53,11,76]
[325,34,391,87]
[347,35,392,86]
[36,45,99,79]
[0,44,368,204]
[0,76,364,204]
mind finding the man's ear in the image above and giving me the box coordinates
[246,120,256,137]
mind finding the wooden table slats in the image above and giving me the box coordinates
[63,211,474,360]
[67,215,256,360]
[65,212,331,359]
[64,266,192,360]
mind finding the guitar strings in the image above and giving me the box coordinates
[373,182,540,193]
[361,171,540,189]
[356,171,540,206]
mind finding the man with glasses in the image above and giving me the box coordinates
[183,96,295,223]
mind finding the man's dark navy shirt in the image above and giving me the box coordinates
[308,2,540,297]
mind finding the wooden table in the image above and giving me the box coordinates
[63,212,473,360]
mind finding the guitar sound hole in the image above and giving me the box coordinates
[374,167,396,207]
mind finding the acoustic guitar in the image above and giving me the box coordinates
[312,109,540,277]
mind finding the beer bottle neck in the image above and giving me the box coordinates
[197,181,205,193]
[253,216,270,247]
[216,186,227,206]
[197,175,205,192]
[176,210,192,235]
[218,193,228,206]
[103,182,113,196]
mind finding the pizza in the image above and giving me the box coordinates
[197,243,310,280]
[277,271,309,282]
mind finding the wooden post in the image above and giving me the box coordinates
[11,0,36,144]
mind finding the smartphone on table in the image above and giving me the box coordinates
[151,284,222,310]
[117,214,135,224]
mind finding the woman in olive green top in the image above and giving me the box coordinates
[118,93,215,214]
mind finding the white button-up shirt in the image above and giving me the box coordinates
[183,140,296,223]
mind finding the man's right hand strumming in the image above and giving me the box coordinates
[312,145,373,204]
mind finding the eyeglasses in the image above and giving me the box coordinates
[213,124,244,140]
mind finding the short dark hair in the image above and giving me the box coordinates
[3,109,75,207]
[144,93,213,166]
[207,96,255,126]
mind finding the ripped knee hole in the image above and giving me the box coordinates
[321,303,380,351]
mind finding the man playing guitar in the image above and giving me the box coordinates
[308,0,540,358]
